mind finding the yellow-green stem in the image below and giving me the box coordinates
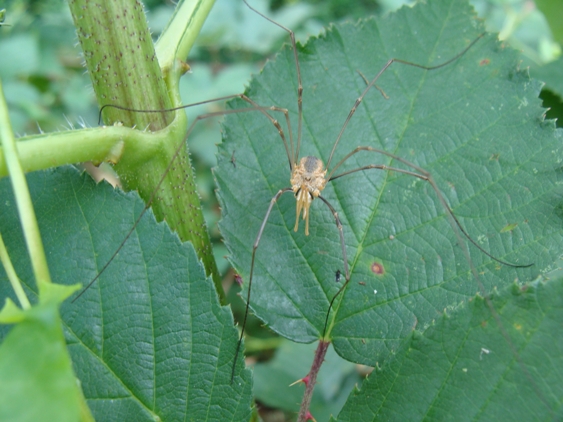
[0,80,51,294]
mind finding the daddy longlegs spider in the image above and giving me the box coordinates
[222,1,535,386]
[69,0,555,418]
[214,4,558,418]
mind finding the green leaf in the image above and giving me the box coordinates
[0,282,92,422]
[335,277,563,421]
[0,167,252,421]
[215,0,562,403]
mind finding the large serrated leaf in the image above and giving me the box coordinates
[0,167,252,421]
[215,0,563,381]
[335,278,563,421]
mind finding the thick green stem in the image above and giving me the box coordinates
[69,0,172,130]
[67,0,223,300]
[0,126,147,177]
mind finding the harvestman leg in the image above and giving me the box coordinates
[73,94,296,302]
[317,195,350,337]
[324,33,486,169]
[326,146,543,412]
[232,187,293,382]
[328,145,532,268]
[94,3,307,379]
[318,146,532,342]
[99,94,297,170]
[229,0,310,383]
[231,188,352,379]
[242,0,304,162]
[304,31,532,342]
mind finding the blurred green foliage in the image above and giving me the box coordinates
[0,0,96,135]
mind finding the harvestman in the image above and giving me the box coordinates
[229,1,532,384]
[72,0,532,390]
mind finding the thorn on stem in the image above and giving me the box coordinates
[305,411,317,421]
[289,374,310,387]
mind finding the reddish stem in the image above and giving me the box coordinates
[297,340,330,422]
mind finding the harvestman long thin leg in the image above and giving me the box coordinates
[316,195,349,338]
[325,33,486,170]
[230,1,310,382]
[72,95,296,302]
[329,146,533,268]
[310,31,537,339]
[242,0,304,164]
[319,146,533,344]
[87,1,308,384]
[99,94,297,171]
[327,146,548,411]
[232,187,293,382]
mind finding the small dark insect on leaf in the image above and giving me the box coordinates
[231,150,236,168]
[335,269,342,283]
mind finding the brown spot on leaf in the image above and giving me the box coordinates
[371,262,384,275]
[480,58,490,66]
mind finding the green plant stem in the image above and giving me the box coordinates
[67,0,223,300]
[0,233,30,310]
[156,0,216,95]
[0,126,150,177]
[68,0,173,130]
[0,80,51,292]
